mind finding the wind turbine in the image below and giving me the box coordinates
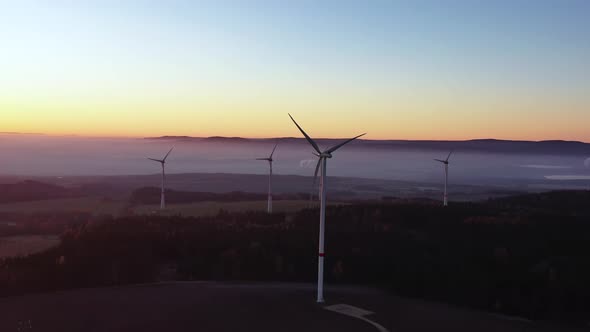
[288,113,365,303]
[148,147,174,210]
[256,143,278,213]
[434,150,453,207]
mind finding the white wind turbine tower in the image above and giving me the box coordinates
[148,147,174,210]
[256,143,278,214]
[289,113,365,303]
[434,150,453,207]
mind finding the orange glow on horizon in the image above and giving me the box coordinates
[2,90,589,143]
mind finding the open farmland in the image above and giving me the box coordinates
[133,200,345,217]
[0,235,60,258]
[0,197,126,215]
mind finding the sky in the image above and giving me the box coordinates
[1,0,589,141]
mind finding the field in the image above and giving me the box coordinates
[0,197,126,215]
[133,200,343,217]
[0,196,335,217]
[0,195,339,218]
[0,235,60,258]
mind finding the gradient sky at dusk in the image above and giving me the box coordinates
[1,1,589,141]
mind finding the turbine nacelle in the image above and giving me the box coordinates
[313,152,332,159]
[148,158,166,164]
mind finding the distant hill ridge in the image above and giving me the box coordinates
[146,136,590,155]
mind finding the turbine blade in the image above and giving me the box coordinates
[434,159,446,163]
[325,133,366,154]
[163,147,174,162]
[313,158,321,184]
[446,150,453,162]
[148,158,164,163]
[269,143,278,159]
[310,158,322,201]
[288,114,321,154]
[256,158,271,161]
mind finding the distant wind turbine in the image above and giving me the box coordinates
[148,147,174,210]
[256,143,278,214]
[289,113,365,303]
[434,150,453,207]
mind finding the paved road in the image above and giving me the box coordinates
[0,282,583,332]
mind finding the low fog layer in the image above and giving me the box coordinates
[0,134,589,188]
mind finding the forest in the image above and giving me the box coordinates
[1,190,589,323]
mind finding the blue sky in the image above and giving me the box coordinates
[1,0,589,140]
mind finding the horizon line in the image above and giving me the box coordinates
[1,132,589,144]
